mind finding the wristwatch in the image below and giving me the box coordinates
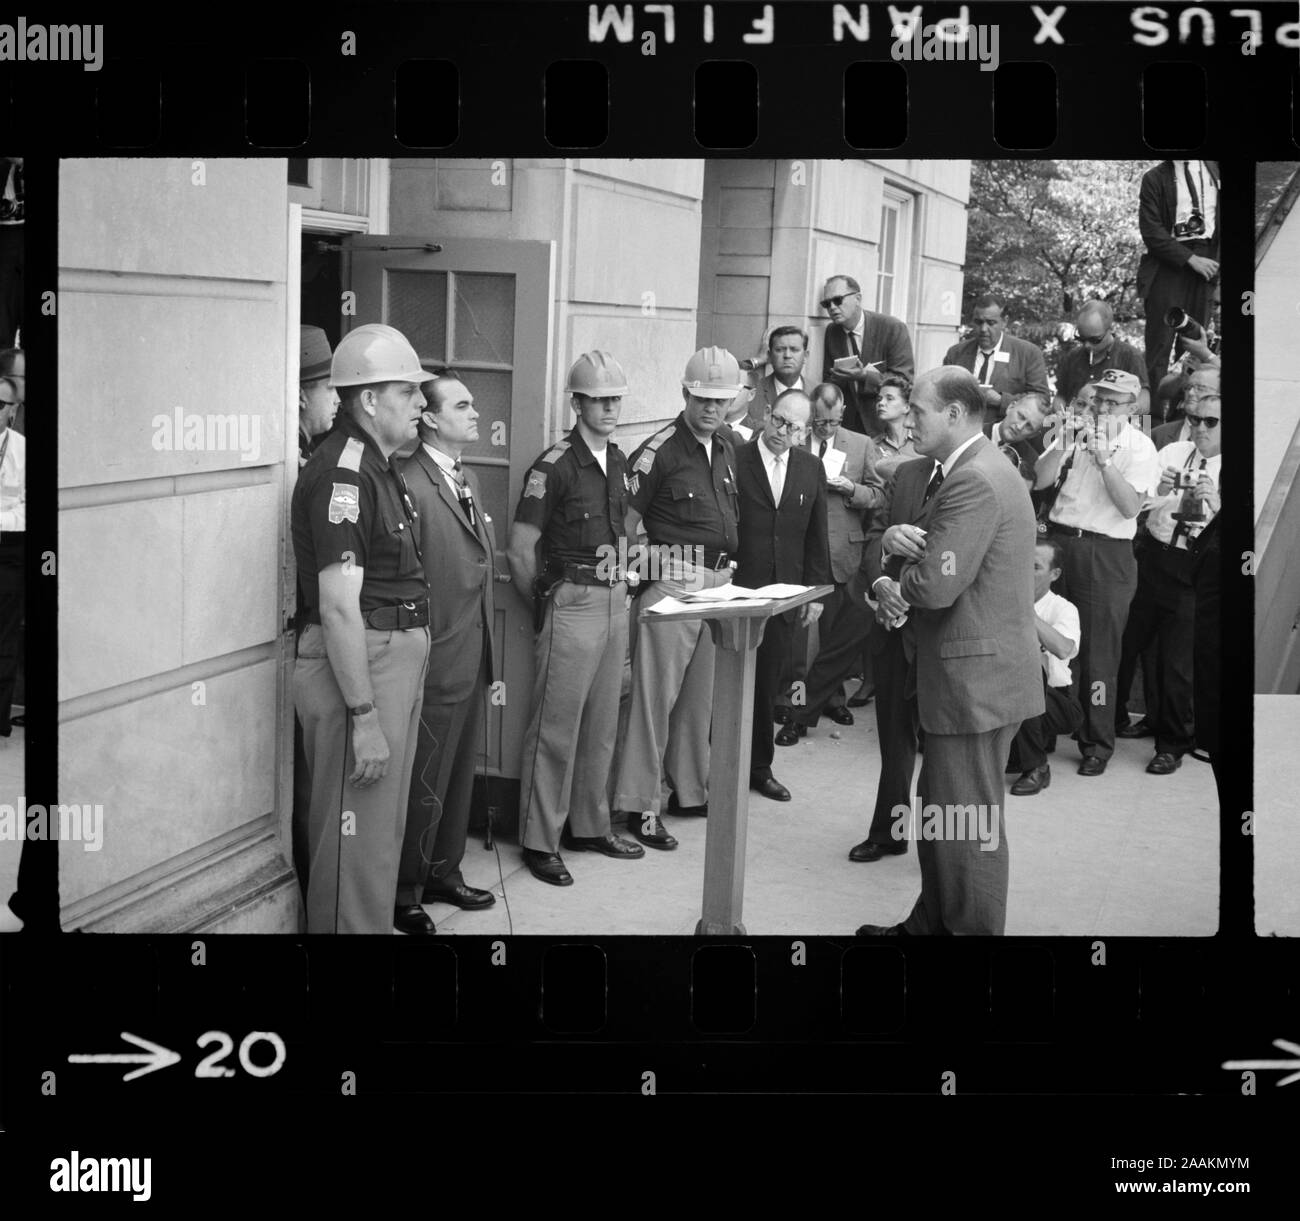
[1097,452,1113,470]
[349,701,376,717]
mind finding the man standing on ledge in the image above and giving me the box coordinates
[857,367,1042,937]
[820,273,914,437]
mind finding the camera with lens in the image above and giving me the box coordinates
[1172,210,1206,240]
[1170,470,1207,523]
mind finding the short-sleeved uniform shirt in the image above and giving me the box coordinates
[626,414,740,554]
[291,412,428,619]
[514,429,630,566]
[1056,339,1149,406]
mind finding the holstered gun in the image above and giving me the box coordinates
[532,569,559,632]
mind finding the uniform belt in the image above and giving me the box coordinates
[362,599,430,630]
[558,563,626,588]
[652,544,732,570]
[1046,522,1122,542]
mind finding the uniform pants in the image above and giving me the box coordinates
[868,627,918,847]
[1142,244,1214,387]
[294,623,429,934]
[1117,544,1196,756]
[612,566,731,814]
[1011,677,1084,772]
[901,723,1017,936]
[1054,533,1137,761]
[518,580,628,853]
[751,612,793,781]
[396,647,488,904]
[794,583,874,726]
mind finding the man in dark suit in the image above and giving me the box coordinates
[1138,159,1219,387]
[820,274,914,437]
[735,389,832,802]
[394,373,498,933]
[755,325,811,414]
[857,367,1043,936]
[943,295,1049,425]
[780,382,884,743]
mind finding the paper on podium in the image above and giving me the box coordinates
[822,446,847,479]
[645,594,775,614]
[681,582,809,602]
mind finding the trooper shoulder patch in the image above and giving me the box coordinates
[541,440,571,464]
[328,482,361,524]
[524,470,548,499]
[632,425,673,475]
[337,437,365,473]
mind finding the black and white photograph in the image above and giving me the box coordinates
[53,155,1222,936]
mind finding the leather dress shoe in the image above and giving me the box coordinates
[523,849,574,885]
[849,839,907,862]
[847,685,875,708]
[775,723,806,747]
[1010,764,1050,795]
[828,706,855,727]
[855,922,906,936]
[750,776,791,802]
[394,904,436,935]
[621,813,678,850]
[422,880,496,909]
[1078,756,1108,777]
[773,706,792,724]
[1146,752,1182,775]
[561,831,645,859]
[666,792,707,817]
[1117,717,1154,739]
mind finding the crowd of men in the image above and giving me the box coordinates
[288,157,1221,937]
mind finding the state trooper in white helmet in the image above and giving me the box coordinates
[291,323,432,934]
[610,346,743,850]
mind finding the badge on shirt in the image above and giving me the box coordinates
[524,470,547,499]
[328,482,360,524]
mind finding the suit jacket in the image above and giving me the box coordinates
[805,426,885,583]
[734,439,832,595]
[1152,417,1187,450]
[823,312,914,435]
[892,436,1045,735]
[982,419,1042,485]
[756,371,807,415]
[402,445,496,703]
[858,456,932,658]
[1138,160,1219,299]
[943,333,1049,422]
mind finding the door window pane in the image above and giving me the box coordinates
[386,269,448,363]
[453,273,515,365]
[455,368,513,463]
[465,462,510,552]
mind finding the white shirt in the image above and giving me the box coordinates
[0,428,25,531]
[1172,159,1217,241]
[1145,440,1220,548]
[974,333,1005,384]
[1048,422,1161,540]
[941,431,983,479]
[728,420,754,443]
[423,441,464,501]
[590,444,608,476]
[772,374,805,395]
[758,436,788,503]
[1035,589,1080,688]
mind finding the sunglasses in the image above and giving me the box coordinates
[1184,413,1220,428]
[819,292,859,311]
[1080,332,1109,345]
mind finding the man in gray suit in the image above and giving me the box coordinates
[856,367,1043,936]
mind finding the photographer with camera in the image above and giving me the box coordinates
[1138,159,1219,387]
[1115,378,1222,775]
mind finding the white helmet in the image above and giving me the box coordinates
[330,323,426,388]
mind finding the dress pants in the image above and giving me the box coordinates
[295,624,429,934]
[518,579,628,853]
[1116,542,1196,756]
[613,564,731,814]
[1053,532,1137,761]
[751,612,793,781]
[396,645,489,904]
[901,722,1018,936]
[1142,241,1214,387]
[868,627,918,847]
[793,583,873,726]
[1012,676,1084,771]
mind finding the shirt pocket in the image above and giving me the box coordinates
[379,503,417,570]
[939,637,998,659]
[669,481,712,522]
[563,499,603,547]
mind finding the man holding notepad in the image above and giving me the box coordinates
[820,274,915,437]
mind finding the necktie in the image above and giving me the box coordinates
[848,329,860,358]
[1183,161,1201,214]
[922,464,944,505]
[818,438,828,460]
[771,454,785,504]
[451,460,476,528]
[977,350,992,385]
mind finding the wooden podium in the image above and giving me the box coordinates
[640,585,834,935]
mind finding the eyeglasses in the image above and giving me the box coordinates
[812,415,843,429]
[768,416,804,434]
[1185,413,1220,428]
[819,292,860,312]
[1184,387,1220,401]
[1080,332,1109,346]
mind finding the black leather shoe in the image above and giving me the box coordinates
[750,776,791,802]
[1117,717,1154,739]
[422,881,496,909]
[855,922,906,936]
[775,723,806,747]
[828,706,855,726]
[849,839,907,862]
[621,813,678,851]
[666,792,707,817]
[523,849,574,885]
[1146,752,1182,775]
[847,686,875,708]
[561,831,645,859]
[1078,756,1108,777]
[394,904,436,935]
[1010,764,1051,795]
[773,706,792,724]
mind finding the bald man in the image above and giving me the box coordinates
[1052,301,1149,418]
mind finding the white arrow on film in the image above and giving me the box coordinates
[68,1032,181,1083]
[1222,1038,1300,1087]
